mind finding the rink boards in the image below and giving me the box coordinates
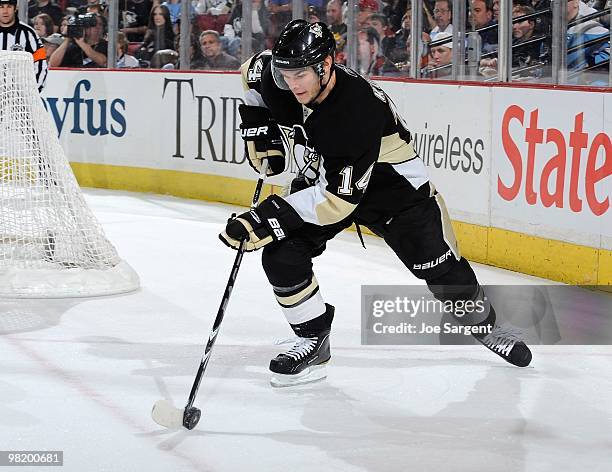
[41,69,611,287]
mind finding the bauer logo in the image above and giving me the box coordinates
[412,249,453,270]
[268,218,285,240]
[241,126,268,137]
[42,79,127,138]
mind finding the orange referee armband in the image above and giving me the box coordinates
[32,48,46,62]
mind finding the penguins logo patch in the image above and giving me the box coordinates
[278,125,321,182]
[310,24,323,38]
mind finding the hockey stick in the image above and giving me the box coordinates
[151,160,270,430]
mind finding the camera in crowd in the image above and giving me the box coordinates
[66,13,98,39]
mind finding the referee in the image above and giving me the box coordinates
[0,0,48,91]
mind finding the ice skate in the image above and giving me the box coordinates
[477,325,532,367]
[269,332,331,387]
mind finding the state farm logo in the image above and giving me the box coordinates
[498,105,610,217]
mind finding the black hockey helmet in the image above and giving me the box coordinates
[271,20,336,91]
[0,0,18,5]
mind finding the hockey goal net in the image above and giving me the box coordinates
[0,51,139,298]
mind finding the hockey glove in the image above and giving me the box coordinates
[239,104,286,176]
[219,195,303,251]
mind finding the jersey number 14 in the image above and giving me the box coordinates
[337,164,374,196]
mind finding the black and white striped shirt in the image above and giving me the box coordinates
[0,20,48,91]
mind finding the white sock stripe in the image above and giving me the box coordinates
[281,290,326,325]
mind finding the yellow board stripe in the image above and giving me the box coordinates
[70,162,611,288]
[70,162,276,207]
[487,227,600,285]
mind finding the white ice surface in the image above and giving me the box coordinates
[1,189,611,472]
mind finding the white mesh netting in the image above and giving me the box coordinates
[0,51,139,298]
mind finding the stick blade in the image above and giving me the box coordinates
[151,399,184,429]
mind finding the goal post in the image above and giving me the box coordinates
[0,51,140,298]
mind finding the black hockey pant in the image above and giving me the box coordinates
[261,185,487,332]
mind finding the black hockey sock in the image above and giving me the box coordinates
[462,304,497,339]
[290,303,335,338]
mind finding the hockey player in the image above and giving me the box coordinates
[220,20,532,387]
[0,0,48,91]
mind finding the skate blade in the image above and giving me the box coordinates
[151,399,184,429]
[270,364,328,388]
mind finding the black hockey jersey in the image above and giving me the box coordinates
[240,52,430,227]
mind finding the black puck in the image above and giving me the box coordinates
[183,407,201,430]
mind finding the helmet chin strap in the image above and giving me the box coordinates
[306,62,334,107]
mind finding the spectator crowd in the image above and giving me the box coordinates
[26,0,610,84]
